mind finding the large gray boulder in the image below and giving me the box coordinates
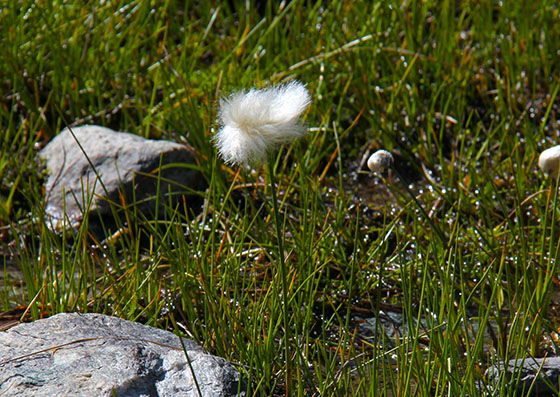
[0,313,246,396]
[40,125,205,233]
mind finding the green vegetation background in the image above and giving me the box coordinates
[2,1,560,395]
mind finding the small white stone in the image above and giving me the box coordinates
[538,145,560,178]
[367,150,394,173]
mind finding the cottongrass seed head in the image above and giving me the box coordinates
[367,149,394,173]
[538,145,560,179]
[214,81,311,167]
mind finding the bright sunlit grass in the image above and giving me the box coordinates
[2,0,560,395]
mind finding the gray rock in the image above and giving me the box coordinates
[40,125,205,233]
[0,313,246,396]
[485,356,560,396]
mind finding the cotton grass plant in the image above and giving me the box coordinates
[214,80,311,393]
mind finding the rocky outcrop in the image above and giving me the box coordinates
[40,125,206,235]
[0,313,246,396]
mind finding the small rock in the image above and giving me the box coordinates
[0,313,246,396]
[40,125,206,234]
[485,356,560,396]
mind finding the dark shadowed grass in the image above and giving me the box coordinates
[2,0,560,395]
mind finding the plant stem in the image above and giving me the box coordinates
[267,156,292,396]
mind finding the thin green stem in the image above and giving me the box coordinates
[267,156,292,395]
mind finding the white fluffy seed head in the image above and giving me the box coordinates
[367,149,394,173]
[538,145,560,178]
[214,81,311,167]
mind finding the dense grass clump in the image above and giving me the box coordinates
[2,0,560,395]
